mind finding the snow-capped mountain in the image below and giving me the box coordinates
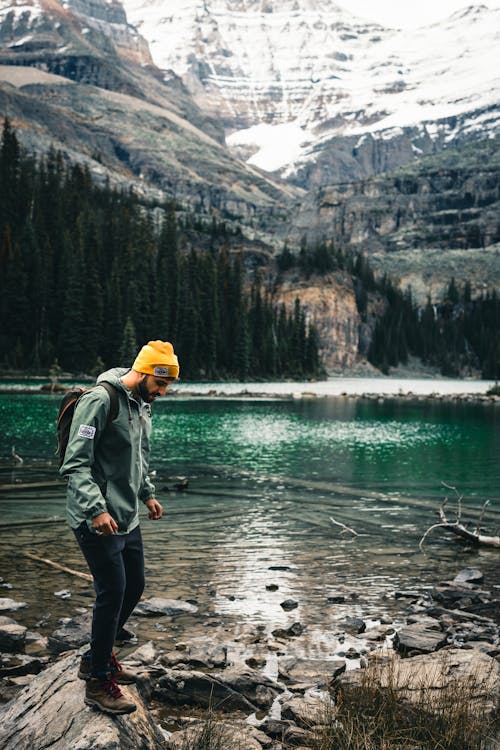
[121,0,500,186]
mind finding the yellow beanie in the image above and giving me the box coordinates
[133,340,180,379]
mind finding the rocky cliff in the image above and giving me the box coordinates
[0,0,299,241]
[290,139,500,252]
[274,271,364,372]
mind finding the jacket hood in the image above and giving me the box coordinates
[96,367,129,392]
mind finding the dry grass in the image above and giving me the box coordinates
[309,656,499,750]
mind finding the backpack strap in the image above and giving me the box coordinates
[98,382,119,425]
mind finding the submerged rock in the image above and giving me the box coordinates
[0,598,28,612]
[134,598,198,617]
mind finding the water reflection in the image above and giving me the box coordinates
[0,393,498,646]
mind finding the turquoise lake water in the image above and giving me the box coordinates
[0,388,498,644]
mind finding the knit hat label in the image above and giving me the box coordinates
[154,366,171,377]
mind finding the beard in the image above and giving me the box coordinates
[137,375,158,403]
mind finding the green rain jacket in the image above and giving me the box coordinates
[60,368,156,534]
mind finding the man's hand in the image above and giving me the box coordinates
[145,498,163,520]
[92,512,118,536]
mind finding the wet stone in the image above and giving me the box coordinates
[214,665,283,710]
[134,598,199,617]
[0,598,28,612]
[278,657,346,686]
[453,568,484,585]
[0,616,27,653]
[47,612,91,654]
[340,617,366,634]
[280,599,298,611]
[266,584,279,591]
[272,622,304,639]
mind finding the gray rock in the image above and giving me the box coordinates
[152,667,257,713]
[126,641,160,667]
[0,598,28,612]
[0,651,166,749]
[0,615,27,653]
[213,665,283,710]
[0,652,48,677]
[452,568,484,585]
[280,690,335,728]
[393,625,448,656]
[280,599,298,611]
[161,637,227,669]
[278,657,346,686]
[337,648,499,718]
[54,590,72,599]
[134,597,198,617]
[48,612,91,654]
[340,616,366,634]
[272,622,304,639]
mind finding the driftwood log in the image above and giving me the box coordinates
[419,484,500,549]
[0,650,166,749]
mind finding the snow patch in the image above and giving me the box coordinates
[227,122,311,172]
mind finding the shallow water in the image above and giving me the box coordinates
[0,388,498,650]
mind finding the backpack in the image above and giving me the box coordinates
[56,382,119,466]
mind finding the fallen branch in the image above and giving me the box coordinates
[21,551,93,581]
[330,516,358,536]
[419,484,500,549]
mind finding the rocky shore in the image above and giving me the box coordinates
[0,567,498,749]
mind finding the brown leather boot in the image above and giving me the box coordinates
[84,675,136,714]
[110,652,137,684]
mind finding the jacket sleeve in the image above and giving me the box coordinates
[59,389,110,519]
[139,412,156,503]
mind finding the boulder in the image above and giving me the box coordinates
[336,648,499,717]
[280,689,335,728]
[278,657,346,686]
[152,667,257,713]
[213,665,283,710]
[0,615,27,653]
[48,612,91,654]
[393,625,448,656]
[134,598,198,617]
[161,637,227,669]
[0,651,167,749]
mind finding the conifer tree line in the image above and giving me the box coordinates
[0,120,321,380]
[277,239,500,380]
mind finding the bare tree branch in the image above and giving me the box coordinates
[419,489,500,549]
[330,516,358,536]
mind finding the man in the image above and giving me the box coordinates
[61,340,179,714]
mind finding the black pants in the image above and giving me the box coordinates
[73,522,145,676]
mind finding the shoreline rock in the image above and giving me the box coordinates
[0,568,498,748]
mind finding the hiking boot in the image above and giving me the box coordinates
[110,652,137,684]
[78,653,137,684]
[115,627,137,645]
[84,675,136,715]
